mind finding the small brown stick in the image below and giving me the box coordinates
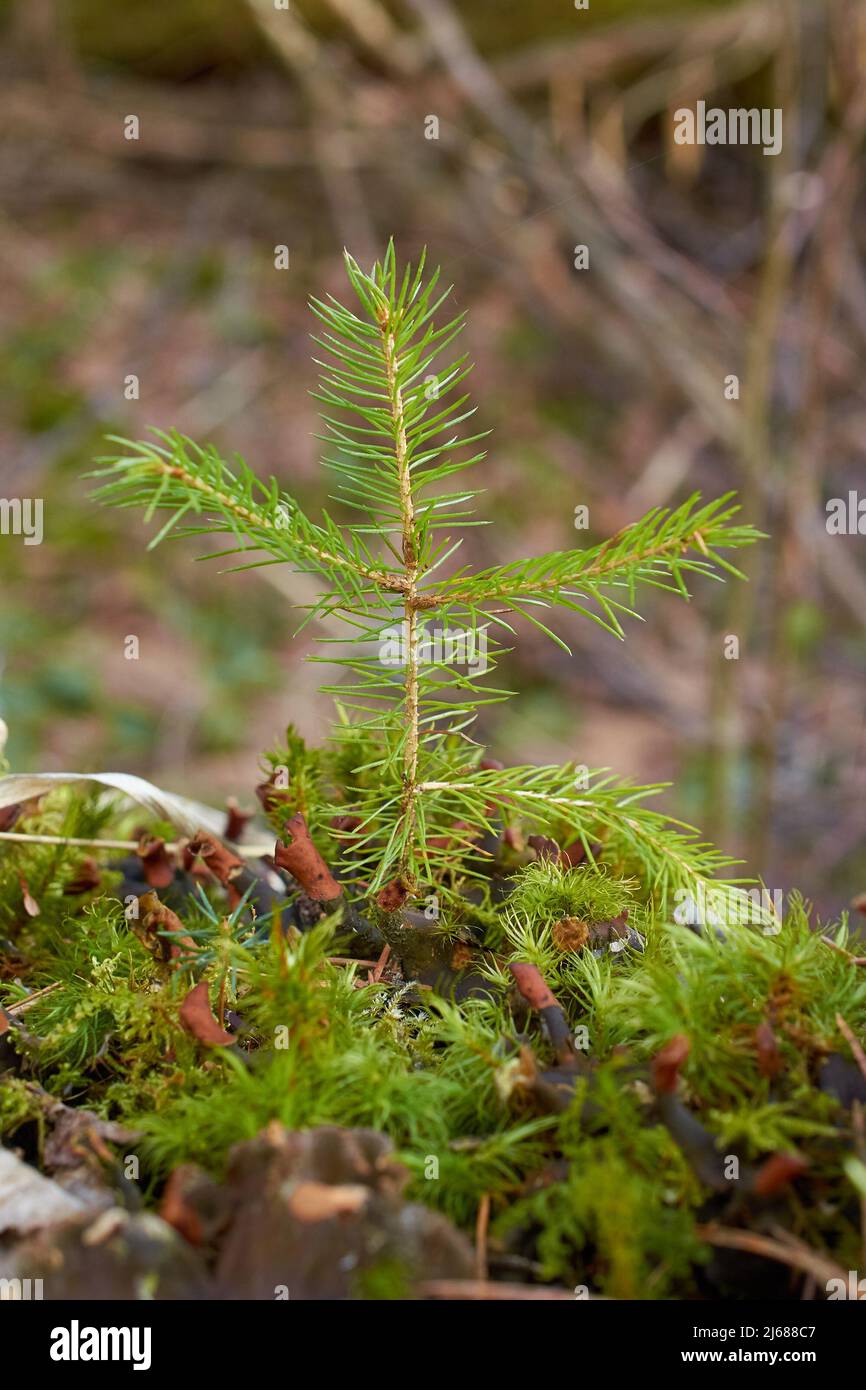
[0,830,272,857]
[369,943,391,984]
[474,1192,491,1282]
[4,982,62,1015]
[651,1034,691,1094]
[697,1223,847,1289]
[853,1100,866,1274]
[508,962,575,1064]
[419,1280,582,1301]
[822,936,866,966]
[508,962,559,1012]
[836,1013,866,1084]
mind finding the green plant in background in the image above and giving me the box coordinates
[92,243,763,913]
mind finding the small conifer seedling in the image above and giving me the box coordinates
[92,243,763,925]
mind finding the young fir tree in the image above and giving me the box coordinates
[92,243,762,918]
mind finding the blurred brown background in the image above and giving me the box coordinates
[0,0,864,918]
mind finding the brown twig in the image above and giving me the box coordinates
[474,1192,491,1283]
[0,830,272,857]
[418,1279,581,1301]
[853,1101,866,1275]
[696,1223,846,1288]
[822,936,866,967]
[4,982,62,1015]
[836,1013,866,1085]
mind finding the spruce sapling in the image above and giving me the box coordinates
[92,242,764,919]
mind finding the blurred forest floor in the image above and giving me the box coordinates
[0,0,864,919]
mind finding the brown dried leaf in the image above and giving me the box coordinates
[137,891,197,961]
[18,874,40,918]
[137,834,175,889]
[186,831,244,888]
[273,814,342,902]
[63,856,102,896]
[179,981,235,1047]
[751,1152,809,1197]
[652,1034,691,1094]
[224,797,254,843]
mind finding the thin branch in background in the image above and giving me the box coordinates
[697,1223,847,1289]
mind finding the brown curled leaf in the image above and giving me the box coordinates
[502,824,525,853]
[63,856,102,897]
[186,830,245,888]
[527,834,560,864]
[273,814,342,902]
[18,874,40,918]
[224,797,254,843]
[137,834,175,889]
[138,891,197,961]
[179,981,235,1047]
[256,774,294,819]
[751,1152,809,1197]
[0,803,23,833]
[589,910,629,948]
[561,840,603,869]
[652,1034,691,1095]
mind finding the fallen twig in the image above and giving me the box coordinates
[822,936,866,966]
[419,1279,581,1301]
[697,1223,846,1289]
[0,830,272,857]
[836,1013,866,1084]
[474,1192,491,1283]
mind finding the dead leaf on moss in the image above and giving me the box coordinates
[0,771,229,838]
[18,874,40,918]
[137,834,175,889]
[137,891,197,961]
[179,981,235,1046]
[62,856,102,896]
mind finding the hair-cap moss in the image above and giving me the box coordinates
[505,858,641,929]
